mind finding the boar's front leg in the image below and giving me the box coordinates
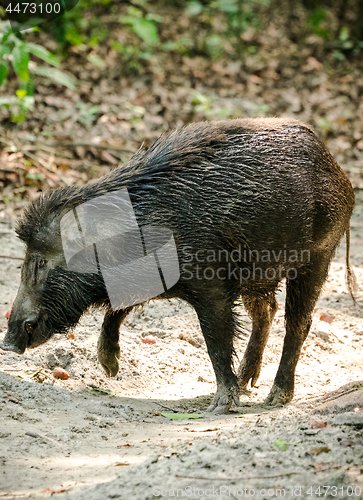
[98,308,132,377]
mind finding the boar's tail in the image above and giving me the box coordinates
[345,224,358,304]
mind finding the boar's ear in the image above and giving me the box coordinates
[32,217,63,253]
[16,211,62,254]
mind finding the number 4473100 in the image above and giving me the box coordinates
[6,3,61,14]
[306,485,362,496]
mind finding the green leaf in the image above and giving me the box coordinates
[186,1,203,15]
[0,45,11,60]
[132,18,159,45]
[31,66,76,90]
[26,77,34,96]
[87,53,106,69]
[339,27,350,42]
[12,46,29,81]
[0,62,9,86]
[146,13,163,23]
[127,6,143,18]
[120,15,136,25]
[274,439,288,451]
[26,172,45,181]
[217,0,238,13]
[332,49,346,61]
[161,413,204,420]
[24,43,60,67]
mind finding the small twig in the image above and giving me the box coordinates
[25,431,62,447]
[176,472,300,481]
[22,143,58,154]
[176,465,343,481]
[2,136,132,155]
[31,367,55,383]
[317,386,363,405]
[22,150,56,173]
[0,255,23,260]
[0,137,11,147]
[43,140,133,154]
[329,330,345,344]
[153,401,180,413]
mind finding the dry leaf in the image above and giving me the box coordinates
[311,419,327,429]
[320,314,334,324]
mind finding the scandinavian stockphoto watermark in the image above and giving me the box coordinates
[4,0,79,32]
[60,188,180,311]
[180,245,311,283]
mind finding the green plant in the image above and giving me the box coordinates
[160,37,194,55]
[186,0,270,57]
[191,90,241,120]
[215,0,269,40]
[332,27,363,60]
[26,172,45,181]
[120,6,163,45]
[76,101,100,127]
[47,0,95,49]
[274,439,303,451]
[0,21,76,121]
[308,7,330,39]
[125,101,146,121]
[307,8,363,60]
[274,439,289,451]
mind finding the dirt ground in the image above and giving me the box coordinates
[0,192,362,500]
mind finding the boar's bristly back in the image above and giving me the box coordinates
[15,120,231,246]
[15,117,312,248]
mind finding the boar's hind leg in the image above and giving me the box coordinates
[192,293,240,415]
[237,293,278,391]
[98,308,132,377]
[265,256,331,406]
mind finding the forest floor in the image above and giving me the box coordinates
[1,3,363,499]
[2,1,363,217]
[0,196,362,499]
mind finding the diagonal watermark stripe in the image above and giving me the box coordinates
[60,189,180,310]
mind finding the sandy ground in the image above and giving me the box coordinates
[0,192,363,500]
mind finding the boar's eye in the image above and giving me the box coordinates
[25,321,34,334]
[38,259,47,268]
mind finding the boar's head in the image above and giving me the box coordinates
[1,190,107,354]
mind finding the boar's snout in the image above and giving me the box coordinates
[1,274,52,354]
[1,319,30,354]
[2,316,50,354]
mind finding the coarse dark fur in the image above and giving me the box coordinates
[3,118,356,413]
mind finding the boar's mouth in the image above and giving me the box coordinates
[1,321,28,354]
[0,342,25,355]
[1,317,52,354]
[25,319,52,349]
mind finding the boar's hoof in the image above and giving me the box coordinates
[264,384,293,407]
[97,344,120,378]
[206,386,240,415]
[237,361,261,391]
